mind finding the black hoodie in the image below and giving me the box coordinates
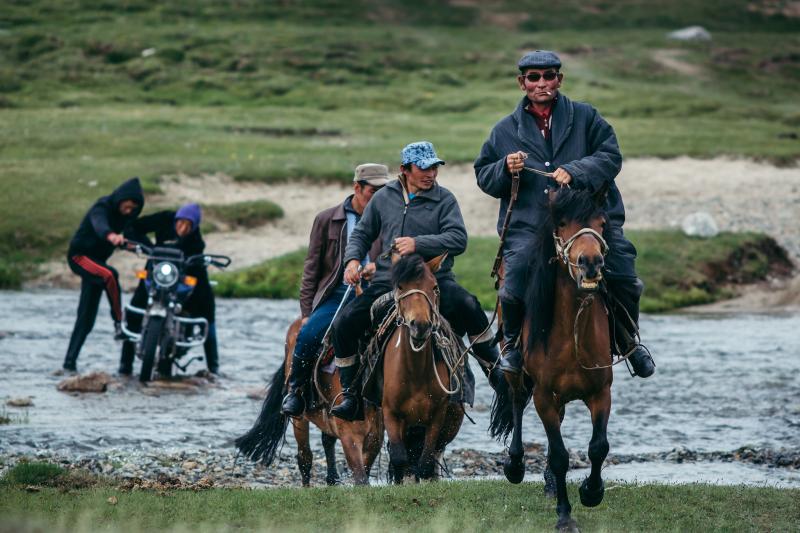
[68,177,145,261]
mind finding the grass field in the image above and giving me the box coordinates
[1,0,798,287]
[1,462,799,532]
[214,231,787,312]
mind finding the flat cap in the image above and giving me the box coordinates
[354,163,390,186]
[518,50,562,71]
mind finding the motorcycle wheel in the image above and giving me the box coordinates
[139,316,164,383]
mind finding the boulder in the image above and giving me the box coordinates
[57,371,115,393]
[681,212,719,238]
[6,397,34,407]
[667,26,712,42]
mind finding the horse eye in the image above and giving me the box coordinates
[558,221,567,228]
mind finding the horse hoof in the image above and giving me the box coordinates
[579,477,605,507]
[543,467,557,498]
[503,456,525,484]
[556,517,580,533]
[326,475,341,486]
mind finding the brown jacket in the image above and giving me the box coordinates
[299,196,381,317]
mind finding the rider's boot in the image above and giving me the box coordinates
[471,338,507,392]
[611,278,655,378]
[330,361,362,422]
[118,341,135,376]
[498,299,525,374]
[204,322,220,375]
[113,321,126,341]
[280,355,314,417]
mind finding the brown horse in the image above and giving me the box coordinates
[494,186,614,532]
[235,317,383,486]
[383,253,465,483]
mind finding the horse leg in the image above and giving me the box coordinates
[339,431,369,485]
[385,413,408,484]
[292,418,313,487]
[363,410,385,480]
[544,405,566,498]
[321,432,340,486]
[534,389,577,532]
[417,411,447,481]
[503,374,528,484]
[580,387,611,508]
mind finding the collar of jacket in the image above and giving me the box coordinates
[514,92,574,160]
[387,178,442,202]
[331,194,355,221]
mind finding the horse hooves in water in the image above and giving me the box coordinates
[503,455,525,484]
[543,467,557,498]
[579,477,605,507]
[556,517,580,533]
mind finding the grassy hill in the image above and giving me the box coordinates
[1,0,798,287]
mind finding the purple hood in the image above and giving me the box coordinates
[175,203,202,232]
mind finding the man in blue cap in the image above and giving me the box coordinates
[119,203,221,376]
[329,141,506,421]
[474,50,656,377]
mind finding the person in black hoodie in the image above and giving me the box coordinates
[119,203,220,376]
[62,177,145,373]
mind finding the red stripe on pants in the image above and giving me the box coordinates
[72,255,122,321]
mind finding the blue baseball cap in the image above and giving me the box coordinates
[401,141,446,170]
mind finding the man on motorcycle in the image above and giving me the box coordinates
[119,203,220,376]
[279,164,388,416]
[61,177,144,374]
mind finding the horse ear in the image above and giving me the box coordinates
[546,187,558,206]
[391,251,402,265]
[426,252,448,273]
[592,182,610,207]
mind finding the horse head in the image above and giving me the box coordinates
[390,252,445,351]
[548,184,609,292]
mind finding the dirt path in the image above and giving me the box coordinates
[35,157,800,306]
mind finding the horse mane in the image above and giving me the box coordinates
[391,253,427,288]
[524,187,608,353]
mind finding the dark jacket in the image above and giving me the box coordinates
[68,178,145,261]
[343,179,468,284]
[300,196,381,317]
[474,94,624,238]
[125,210,207,279]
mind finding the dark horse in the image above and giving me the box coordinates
[235,318,383,486]
[494,185,614,532]
[383,253,465,483]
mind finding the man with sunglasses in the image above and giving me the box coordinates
[474,50,656,378]
[280,164,387,416]
[329,141,506,421]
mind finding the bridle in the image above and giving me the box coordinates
[553,227,608,282]
[394,285,440,352]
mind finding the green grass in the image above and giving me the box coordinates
[213,231,788,312]
[203,200,284,228]
[1,472,798,532]
[1,0,798,287]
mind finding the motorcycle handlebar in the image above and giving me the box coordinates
[186,253,232,269]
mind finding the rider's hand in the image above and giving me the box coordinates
[361,262,376,281]
[394,237,416,256]
[553,167,572,186]
[107,232,125,246]
[344,259,362,285]
[301,317,309,326]
[506,151,526,175]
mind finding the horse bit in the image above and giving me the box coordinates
[394,286,441,353]
[553,227,609,282]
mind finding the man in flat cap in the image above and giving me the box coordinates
[474,50,656,378]
[281,163,387,416]
[330,141,506,421]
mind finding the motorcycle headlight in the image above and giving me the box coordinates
[153,261,179,287]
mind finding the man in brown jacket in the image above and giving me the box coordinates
[281,163,387,416]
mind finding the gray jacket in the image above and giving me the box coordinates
[474,94,624,240]
[343,178,468,282]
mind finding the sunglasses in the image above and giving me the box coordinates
[522,71,559,83]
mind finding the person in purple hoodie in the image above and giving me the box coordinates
[120,203,220,376]
[61,178,144,374]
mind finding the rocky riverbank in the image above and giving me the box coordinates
[2,445,798,489]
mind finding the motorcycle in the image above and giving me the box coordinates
[121,241,231,383]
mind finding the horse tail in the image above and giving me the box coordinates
[234,363,288,466]
[489,375,533,441]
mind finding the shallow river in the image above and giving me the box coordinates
[1,290,799,486]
